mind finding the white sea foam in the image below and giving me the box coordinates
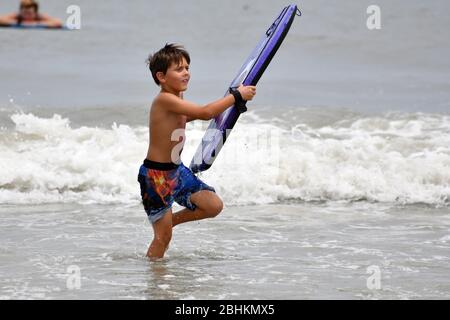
[0,112,449,206]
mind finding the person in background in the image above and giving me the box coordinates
[0,0,62,28]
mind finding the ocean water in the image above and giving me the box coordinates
[0,0,449,299]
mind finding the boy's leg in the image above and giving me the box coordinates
[172,190,223,227]
[147,209,173,260]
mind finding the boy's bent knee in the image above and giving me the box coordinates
[206,198,223,218]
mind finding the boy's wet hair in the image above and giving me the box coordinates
[146,43,190,85]
[20,0,39,12]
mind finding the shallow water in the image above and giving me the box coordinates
[0,202,448,299]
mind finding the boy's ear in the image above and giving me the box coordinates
[156,71,166,84]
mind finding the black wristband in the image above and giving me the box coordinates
[229,87,248,114]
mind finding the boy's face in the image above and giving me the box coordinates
[158,57,190,92]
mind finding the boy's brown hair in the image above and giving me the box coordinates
[146,43,190,85]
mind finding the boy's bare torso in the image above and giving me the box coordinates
[146,92,187,163]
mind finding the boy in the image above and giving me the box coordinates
[0,0,62,28]
[138,43,256,260]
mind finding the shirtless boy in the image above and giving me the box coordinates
[138,43,256,260]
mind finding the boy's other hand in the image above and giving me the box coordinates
[238,85,256,101]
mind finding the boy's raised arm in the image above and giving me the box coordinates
[174,95,236,121]
[161,85,256,121]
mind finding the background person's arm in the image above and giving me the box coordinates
[0,13,18,26]
[38,13,63,28]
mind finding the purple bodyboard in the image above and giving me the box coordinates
[190,4,299,173]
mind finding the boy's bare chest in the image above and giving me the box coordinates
[174,115,187,129]
[151,110,186,131]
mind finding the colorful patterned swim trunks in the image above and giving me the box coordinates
[137,159,215,223]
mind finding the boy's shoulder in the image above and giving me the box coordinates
[153,92,180,103]
[152,92,181,109]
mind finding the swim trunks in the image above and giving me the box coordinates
[137,159,215,223]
